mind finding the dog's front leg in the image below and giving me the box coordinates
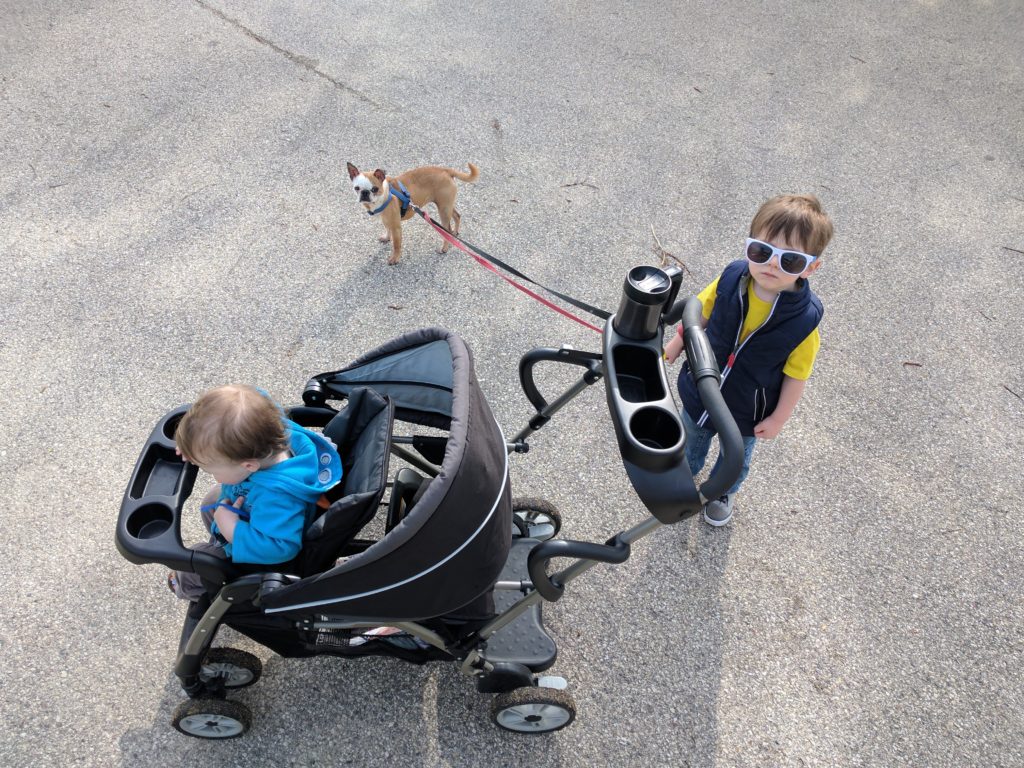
[387,224,402,265]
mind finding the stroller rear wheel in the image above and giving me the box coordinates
[511,498,562,542]
[200,647,262,689]
[491,686,576,734]
[172,698,251,739]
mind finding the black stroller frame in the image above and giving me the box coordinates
[116,265,745,738]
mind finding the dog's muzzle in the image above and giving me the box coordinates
[359,191,371,202]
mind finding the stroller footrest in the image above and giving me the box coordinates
[482,538,557,672]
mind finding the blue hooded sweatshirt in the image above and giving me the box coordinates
[214,420,342,565]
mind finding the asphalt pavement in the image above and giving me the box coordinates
[1,1,1022,766]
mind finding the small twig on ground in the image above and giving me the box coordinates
[387,304,404,310]
[1003,384,1024,403]
[650,224,693,276]
[1002,246,1024,255]
[561,181,598,190]
[979,310,994,321]
[179,184,214,203]
[850,55,866,63]
[902,361,923,368]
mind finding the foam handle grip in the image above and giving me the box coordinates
[681,297,720,384]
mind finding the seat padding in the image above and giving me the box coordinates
[297,388,393,576]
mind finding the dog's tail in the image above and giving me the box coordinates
[447,163,480,183]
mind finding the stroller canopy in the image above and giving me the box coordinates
[262,328,512,621]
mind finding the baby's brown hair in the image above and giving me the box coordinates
[175,384,288,464]
[750,194,834,256]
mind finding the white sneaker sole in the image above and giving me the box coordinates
[703,509,732,527]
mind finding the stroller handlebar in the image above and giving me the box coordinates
[519,347,603,416]
[526,535,631,601]
[602,269,744,521]
[514,274,744,522]
[678,296,745,502]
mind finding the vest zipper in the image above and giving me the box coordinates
[696,277,780,428]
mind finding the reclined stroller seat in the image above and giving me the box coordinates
[293,386,395,578]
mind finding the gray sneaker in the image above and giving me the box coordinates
[703,494,734,527]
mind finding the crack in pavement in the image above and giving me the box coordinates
[194,0,384,109]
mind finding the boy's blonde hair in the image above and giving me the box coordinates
[750,194,834,256]
[175,384,288,464]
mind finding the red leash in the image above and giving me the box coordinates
[419,211,605,334]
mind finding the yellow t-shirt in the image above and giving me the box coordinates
[697,277,820,380]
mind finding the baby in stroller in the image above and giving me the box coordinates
[168,384,342,600]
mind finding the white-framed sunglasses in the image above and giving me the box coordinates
[745,237,817,276]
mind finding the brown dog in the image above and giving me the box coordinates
[346,162,479,264]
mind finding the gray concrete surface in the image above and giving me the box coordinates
[2,1,1022,765]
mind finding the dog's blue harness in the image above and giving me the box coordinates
[367,180,412,217]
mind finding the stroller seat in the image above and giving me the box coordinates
[293,387,394,577]
[259,329,512,622]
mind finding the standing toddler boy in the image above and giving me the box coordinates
[664,194,832,526]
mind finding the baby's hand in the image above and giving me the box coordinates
[213,496,245,543]
[175,447,192,464]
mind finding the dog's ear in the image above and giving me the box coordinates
[346,162,360,180]
[373,169,386,182]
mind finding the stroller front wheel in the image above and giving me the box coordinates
[511,498,562,542]
[491,686,576,734]
[172,698,251,739]
[200,647,263,689]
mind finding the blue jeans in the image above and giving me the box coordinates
[681,409,757,496]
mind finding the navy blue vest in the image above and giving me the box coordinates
[677,260,823,436]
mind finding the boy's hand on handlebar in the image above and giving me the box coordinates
[753,416,783,440]
[663,333,684,364]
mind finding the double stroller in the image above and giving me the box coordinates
[116,266,743,738]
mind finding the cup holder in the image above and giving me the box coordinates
[612,345,666,403]
[125,503,173,540]
[629,407,682,451]
[161,411,184,441]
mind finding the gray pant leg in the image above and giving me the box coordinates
[172,498,226,601]
[173,541,227,601]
